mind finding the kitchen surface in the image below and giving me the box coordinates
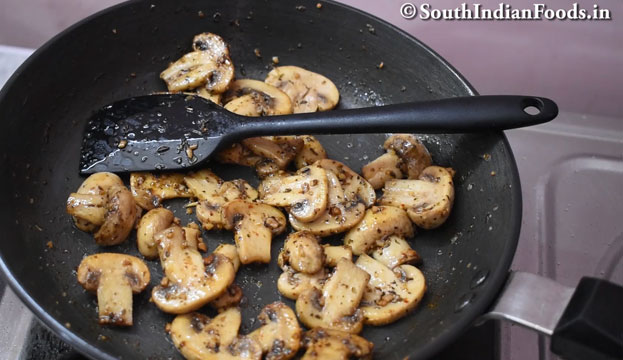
[0,0,621,359]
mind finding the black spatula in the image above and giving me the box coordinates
[79,94,557,174]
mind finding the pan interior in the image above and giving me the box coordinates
[0,1,520,359]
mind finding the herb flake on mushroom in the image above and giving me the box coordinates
[77,253,150,326]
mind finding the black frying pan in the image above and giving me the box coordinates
[0,1,619,360]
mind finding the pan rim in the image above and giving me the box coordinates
[0,1,521,359]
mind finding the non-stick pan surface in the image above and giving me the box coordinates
[0,1,521,359]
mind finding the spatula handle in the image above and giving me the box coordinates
[235,95,557,137]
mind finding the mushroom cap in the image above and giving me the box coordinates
[77,253,150,293]
[277,266,328,300]
[72,172,124,232]
[356,254,426,325]
[152,226,235,314]
[278,231,325,274]
[170,308,262,360]
[343,206,415,255]
[259,165,329,223]
[249,302,302,360]
[209,284,244,310]
[380,166,455,229]
[223,79,293,116]
[294,136,327,169]
[301,328,373,360]
[384,134,432,179]
[223,200,287,264]
[295,258,369,334]
[213,243,241,273]
[94,185,139,246]
[289,170,365,237]
[265,66,340,113]
[136,208,175,259]
[361,150,404,190]
[160,32,234,93]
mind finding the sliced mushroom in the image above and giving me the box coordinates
[170,307,262,360]
[277,266,328,300]
[242,136,303,169]
[136,208,175,259]
[209,283,244,310]
[278,231,325,274]
[223,200,287,264]
[361,150,404,190]
[77,253,150,326]
[371,235,421,269]
[301,328,373,360]
[248,302,302,360]
[315,159,375,207]
[130,172,191,210]
[296,258,370,333]
[384,134,432,179]
[289,170,365,237]
[223,79,293,116]
[160,32,234,93]
[196,87,222,105]
[265,66,340,113]
[259,165,328,222]
[187,170,258,230]
[343,206,415,256]
[356,254,426,325]
[216,142,262,167]
[380,166,455,229]
[322,245,353,267]
[213,243,241,273]
[68,183,139,246]
[294,136,327,169]
[70,172,124,232]
[152,226,235,314]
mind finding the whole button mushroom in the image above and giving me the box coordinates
[77,253,150,326]
[67,173,139,246]
[66,172,124,232]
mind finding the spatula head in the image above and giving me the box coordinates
[79,94,235,174]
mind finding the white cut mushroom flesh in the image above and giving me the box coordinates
[265,66,340,113]
[356,254,426,325]
[278,231,325,274]
[315,159,376,207]
[151,226,235,314]
[294,136,327,169]
[77,253,150,326]
[371,235,421,269]
[136,208,175,259]
[69,172,124,232]
[223,200,286,264]
[160,32,234,93]
[384,134,432,179]
[343,206,415,255]
[361,150,404,190]
[248,302,302,360]
[380,166,455,229]
[296,258,370,333]
[130,172,191,210]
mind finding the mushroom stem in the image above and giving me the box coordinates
[97,274,133,325]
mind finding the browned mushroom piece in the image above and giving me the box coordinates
[223,200,287,264]
[259,165,329,223]
[380,166,455,229]
[69,172,124,232]
[289,170,365,237]
[301,328,373,360]
[196,87,223,105]
[278,231,325,274]
[223,79,294,116]
[186,169,258,230]
[151,226,235,314]
[248,302,302,360]
[130,172,192,210]
[356,254,426,325]
[136,208,176,259]
[160,32,234,93]
[216,142,263,167]
[209,283,244,310]
[361,149,404,190]
[343,206,415,255]
[294,136,327,169]
[371,235,421,269]
[242,136,303,170]
[296,258,370,334]
[322,245,353,267]
[384,134,432,179]
[277,266,329,300]
[314,159,376,207]
[170,308,262,360]
[67,181,139,246]
[77,253,150,326]
[265,66,340,113]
